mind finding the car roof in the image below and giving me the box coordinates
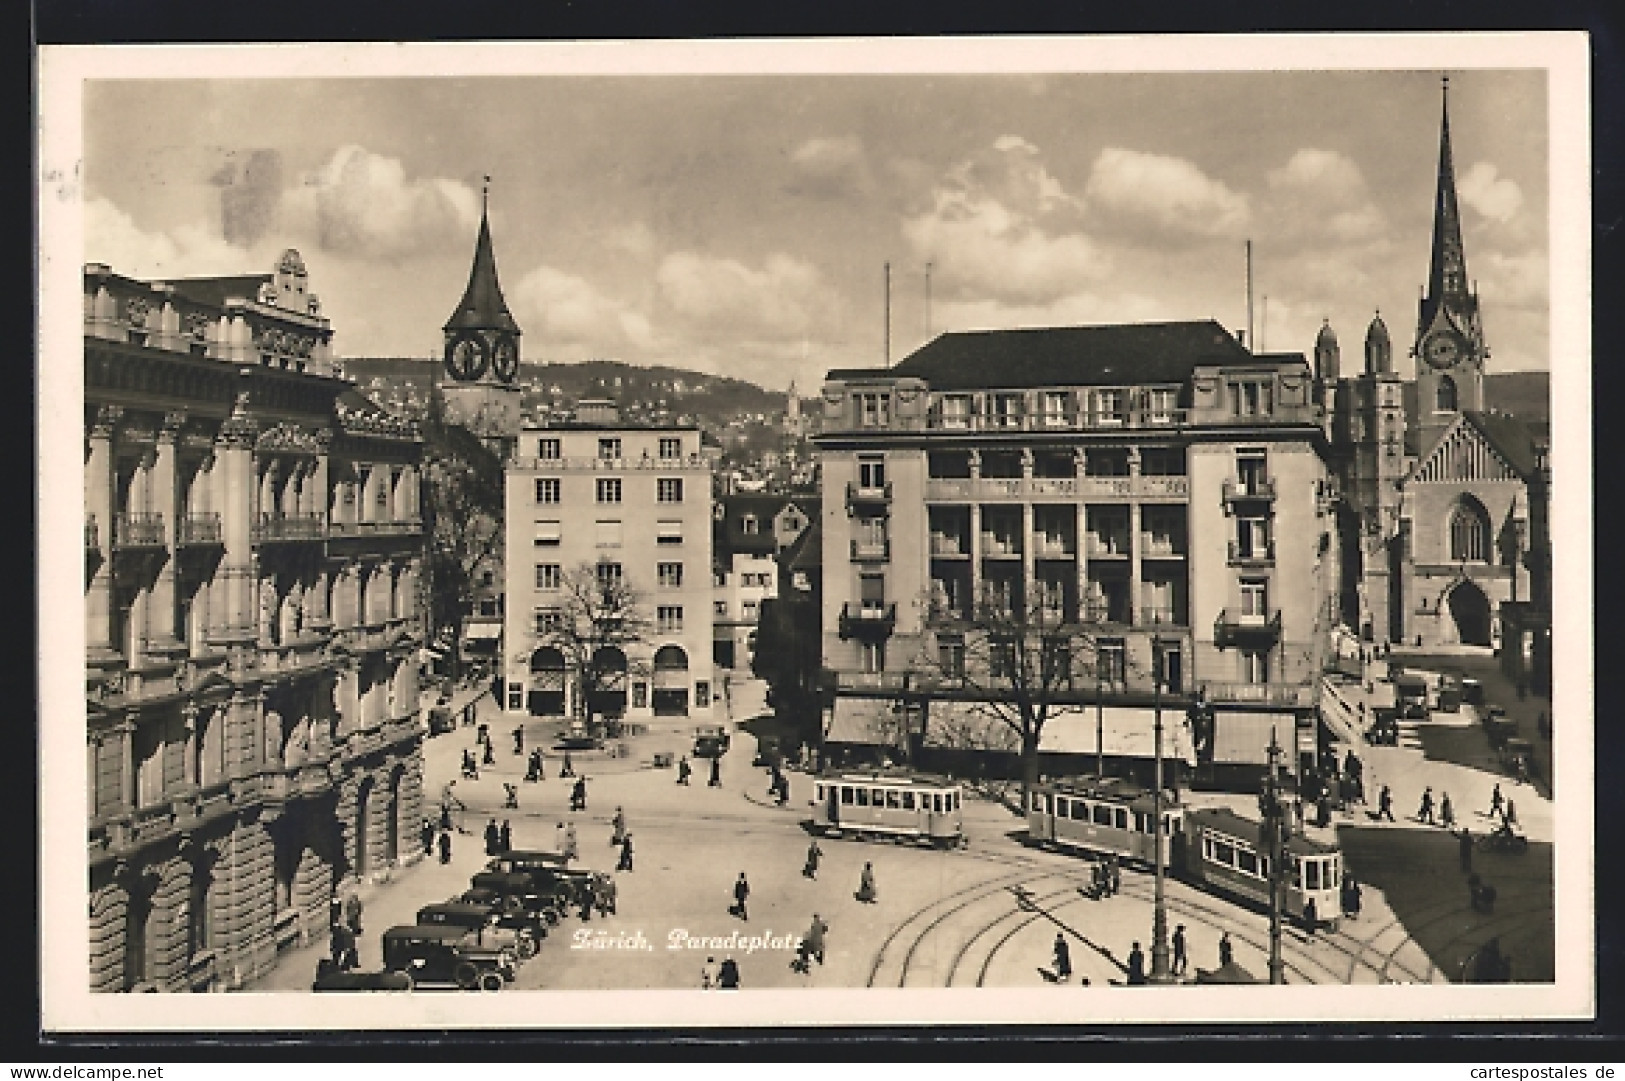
[383,924,471,942]
[418,902,496,917]
[495,849,567,862]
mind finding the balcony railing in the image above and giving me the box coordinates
[845,480,893,508]
[1080,603,1132,625]
[1140,535,1186,558]
[1227,540,1276,566]
[1213,607,1283,647]
[929,534,968,556]
[113,512,165,548]
[1031,538,1076,559]
[177,512,223,546]
[838,602,896,639]
[85,515,99,549]
[1199,679,1315,708]
[925,408,1191,433]
[980,535,1022,558]
[925,475,1190,502]
[1136,606,1186,628]
[1085,535,1131,558]
[850,538,891,562]
[1222,477,1277,503]
[327,517,422,537]
[253,513,325,542]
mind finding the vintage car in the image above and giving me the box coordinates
[311,959,412,992]
[472,866,608,916]
[486,848,571,875]
[693,725,732,758]
[415,901,537,959]
[380,924,516,991]
[459,885,559,932]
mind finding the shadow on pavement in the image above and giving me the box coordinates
[1336,821,1554,982]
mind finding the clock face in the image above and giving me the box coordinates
[1425,333,1461,369]
[445,336,488,381]
[491,337,519,382]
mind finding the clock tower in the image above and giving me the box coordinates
[439,179,523,459]
[1413,76,1487,455]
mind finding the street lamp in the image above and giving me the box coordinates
[1262,726,1287,984]
[1148,641,1173,984]
[1095,652,1105,781]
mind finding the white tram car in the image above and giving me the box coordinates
[1026,776,1184,868]
[810,772,965,847]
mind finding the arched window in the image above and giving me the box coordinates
[1448,496,1491,562]
[1435,375,1458,412]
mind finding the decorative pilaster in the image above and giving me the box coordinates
[86,406,121,654]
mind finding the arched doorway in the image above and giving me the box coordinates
[652,645,690,716]
[384,764,405,865]
[1447,580,1492,647]
[528,647,567,716]
[590,646,629,719]
[354,776,374,880]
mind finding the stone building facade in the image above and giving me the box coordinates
[84,250,428,992]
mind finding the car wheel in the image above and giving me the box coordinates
[479,971,504,992]
[454,961,480,990]
[518,937,538,960]
[397,970,415,993]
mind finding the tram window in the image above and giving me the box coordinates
[954,792,960,811]
[1305,861,1321,891]
[872,789,885,806]
[1055,797,1068,818]
[816,784,825,802]
[1202,837,1214,860]
[1032,792,1043,812]
[886,791,901,810]
[840,786,853,805]
[1114,808,1128,829]
[1259,855,1270,877]
[936,793,945,814]
[1238,849,1258,876]
[1213,840,1236,866]
[902,792,915,811]
[1327,859,1339,888]
[1092,805,1113,826]
[1134,812,1149,833]
[856,789,870,807]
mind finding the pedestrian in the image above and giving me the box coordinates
[1218,931,1234,968]
[440,802,453,832]
[700,956,719,990]
[329,894,343,931]
[1440,792,1455,829]
[503,782,519,810]
[709,756,723,788]
[1417,786,1435,825]
[1303,897,1319,936]
[1489,783,1504,819]
[1458,827,1474,873]
[483,740,496,766]
[438,829,452,864]
[776,774,791,806]
[597,874,618,916]
[1053,933,1072,983]
[1109,854,1122,897]
[1172,924,1188,976]
[1344,875,1363,919]
[344,890,364,936]
[677,756,692,785]
[617,833,634,872]
[803,838,822,880]
[478,721,489,747]
[564,823,579,862]
[420,818,435,858]
[499,819,512,853]
[1316,794,1332,829]
[484,818,501,857]
[561,752,575,778]
[611,807,627,847]
[1378,785,1395,822]
[717,955,741,990]
[571,777,588,812]
[328,921,348,967]
[554,820,568,856]
[513,725,524,755]
[805,913,829,966]
[857,861,878,904]
[1126,941,1146,985]
[732,872,751,920]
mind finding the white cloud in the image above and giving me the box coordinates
[656,251,836,342]
[1459,162,1524,223]
[511,265,654,350]
[1474,248,1547,309]
[1262,148,1387,244]
[84,196,256,278]
[787,135,873,200]
[903,136,1105,305]
[605,222,658,259]
[281,145,479,260]
[1084,147,1251,240]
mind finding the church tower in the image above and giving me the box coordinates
[439,179,523,460]
[1413,77,1488,455]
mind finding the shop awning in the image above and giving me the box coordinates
[923,700,1196,764]
[462,622,502,642]
[1211,711,1297,765]
[825,696,908,746]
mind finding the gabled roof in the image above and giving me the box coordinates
[1409,409,1539,486]
[1464,410,1540,479]
[780,516,822,574]
[873,320,1251,391]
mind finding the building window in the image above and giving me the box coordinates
[535,478,560,504]
[991,393,1024,428]
[595,562,623,589]
[937,634,965,678]
[595,520,623,548]
[535,564,562,591]
[534,520,561,546]
[713,567,728,588]
[858,457,886,490]
[538,437,561,460]
[657,606,684,633]
[695,681,710,707]
[658,562,684,588]
[1041,390,1071,426]
[857,392,891,428]
[1236,449,1268,493]
[1239,578,1269,617]
[1042,637,1071,684]
[534,608,563,635]
[1448,498,1491,562]
[859,640,886,673]
[657,478,684,503]
[1241,647,1270,684]
[657,520,683,545]
[659,437,682,460]
[1092,388,1127,425]
[596,478,622,504]
[598,438,622,461]
[714,600,728,618]
[989,636,1017,680]
[1436,375,1459,413]
[1236,516,1271,559]
[1229,380,1274,417]
[859,572,886,614]
[741,514,759,535]
[1145,387,1179,424]
[508,683,525,710]
[1096,639,1127,687]
[742,600,758,620]
[939,394,972,429]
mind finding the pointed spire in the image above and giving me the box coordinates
[1423,75,1470,323]
[444,177,520,335]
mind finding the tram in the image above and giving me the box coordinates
[810,771,965,847]
[1026,778,1343,930]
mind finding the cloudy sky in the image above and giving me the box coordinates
[81,66,1548,392]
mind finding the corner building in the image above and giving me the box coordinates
[84,252,428,991]
[815,321,1340,780]
[503,402,717,721]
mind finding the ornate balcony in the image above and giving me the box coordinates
[1227,540,1276,567]
[253,512,325,543]
[177,512,223,546]
[838,602,896,639]
[850,538,891,562]
[328,517,423,537]
[1222,477,1277,504]
[1213,607,1282,647]
[845,480,893,512]
[113,512,165,548]
[1198,679,1315,708]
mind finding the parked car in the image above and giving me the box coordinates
[415,901,537,959]
[459,885,559,933]
[693,725,732,758]
[311,959,412,992]
[380,925,516,991]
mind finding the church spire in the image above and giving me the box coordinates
[444,177,519,336]
[1421,76,1471,331]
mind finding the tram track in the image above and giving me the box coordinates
[895,873,1074,987]
[865,866,1040,987]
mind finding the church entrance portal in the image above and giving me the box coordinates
[1447,580,1492,647]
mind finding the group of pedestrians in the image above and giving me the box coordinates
[483,817,514,857]
[1089,854,1122,900]
[326,890,365,972]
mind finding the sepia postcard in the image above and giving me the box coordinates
[37,33,1594,1032]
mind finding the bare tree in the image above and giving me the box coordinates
[544,563,652,732]
[420,397,505,680]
